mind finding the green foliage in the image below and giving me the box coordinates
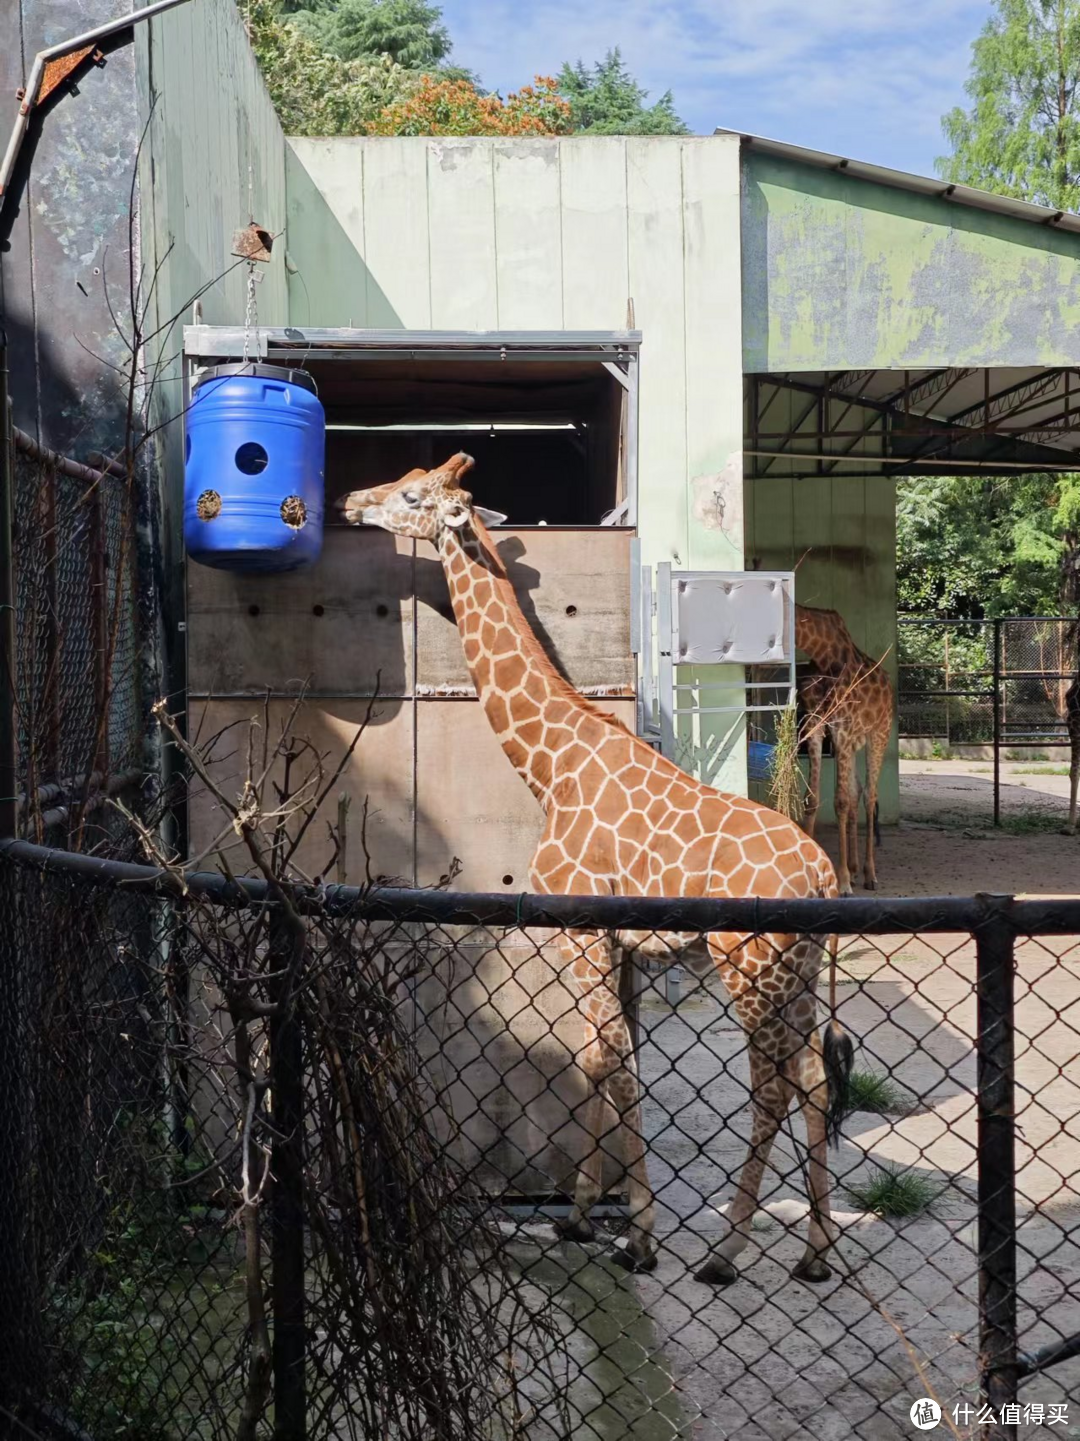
[244,0,419,135]
[845,1162,942,1219]
[557,49,689,135]
[47,1119,236,1441]
[368,74,571,137]
[844,1069,906,1115]
[937,0,1080,209]
[292,0,459,71]
[897,473,1074,619]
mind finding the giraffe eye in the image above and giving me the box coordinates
[404,491,421,506]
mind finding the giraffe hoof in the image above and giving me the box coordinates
[610,1246,658,1273]
[791,1256,832,1284]
[553,1216,596,1244]
[694,1255,737,1285]
[863,877,879,892]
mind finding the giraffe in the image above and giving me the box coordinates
[1064,675,1079,836]
[340,455,855,1283]
[794,604,894,896]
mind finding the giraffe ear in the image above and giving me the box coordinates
[473,506,508,527]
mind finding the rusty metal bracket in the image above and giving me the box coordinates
[231,222,274,264]
[0,0,193,203]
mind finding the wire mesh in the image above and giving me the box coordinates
[0,849,1077,1441]
[10,441,148,840]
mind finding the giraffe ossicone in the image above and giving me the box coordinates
[340,454,856,1283]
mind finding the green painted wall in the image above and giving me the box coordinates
[285,135,750,792]
[742,154,1080,371]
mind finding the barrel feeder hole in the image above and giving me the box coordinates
[280,496,307,529]
[196,490,222,521]
[565,604,577,617]
[502,874,514,886]
[236,442,269,475]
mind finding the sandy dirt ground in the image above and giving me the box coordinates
[812,759,1080,898]
[504,766,1080,1440]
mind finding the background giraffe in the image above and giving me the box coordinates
[340,455,855,1284]
[794,604,894,895]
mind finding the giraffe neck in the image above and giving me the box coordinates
[437,519,599,807]
[795,605,862,672]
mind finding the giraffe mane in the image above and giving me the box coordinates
[466,512,634,735]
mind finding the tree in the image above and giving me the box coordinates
[243,0,419,136]
[937,0,1080,209]
[291,0,458,70]
[367,74,572,137]
[556,49,688,135]
[898,472,1080,617]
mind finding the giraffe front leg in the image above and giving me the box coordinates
[696,1044,792,1285]
[834,743,857,896]
[803,727,823,839]
[862,732,887,891]
[554,1080,608,1244]
[606,1049,657,1273]
[789,1030,839,1283]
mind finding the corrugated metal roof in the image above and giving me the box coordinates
[715,127,1080,237]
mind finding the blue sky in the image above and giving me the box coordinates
[438,0,993,178]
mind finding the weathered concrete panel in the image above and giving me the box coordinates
[187,698,415,885]
[187,530,414,697]
[414,529,634,693]
[742,153,1080,371]
[415,698,638,892]
[411,936,628,1195]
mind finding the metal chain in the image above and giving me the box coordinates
[242,261,259,365]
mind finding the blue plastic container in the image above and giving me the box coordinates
[747,740,775,782]
[184,363,325,573]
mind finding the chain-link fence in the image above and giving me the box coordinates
[9,430,153,846]
[898,617,1078,827]
[1,839,1077,1441]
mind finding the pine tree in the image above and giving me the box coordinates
[292,0,457,72]
[556,49,688,136]
[937,0,1080,210]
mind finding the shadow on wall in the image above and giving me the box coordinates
[284,143,402,329]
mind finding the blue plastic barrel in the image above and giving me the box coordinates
[747,740,775,782]
[184,363,325,573]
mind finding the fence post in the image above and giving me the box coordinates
[0,341,16,840]
[269,907,306,1441]
[992,618,1002,827]
[976,895,1018,1439]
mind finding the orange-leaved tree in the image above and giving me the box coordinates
[367,74,572,136]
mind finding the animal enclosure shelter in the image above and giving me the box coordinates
[183,129,1080,887]
[6,0,1080,1437]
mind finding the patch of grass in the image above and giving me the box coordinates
[845,1163,941,1219]
[845,1069,906,1115]
[1013,765,1070,776]
[1006,750,1048,762]
[997,811,1066,835]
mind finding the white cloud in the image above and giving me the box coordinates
[440,0,991,176]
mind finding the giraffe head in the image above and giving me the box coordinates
[338,453,507,540]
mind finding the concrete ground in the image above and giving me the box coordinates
[506,940,1080,1440]
[499,767,1080,1439]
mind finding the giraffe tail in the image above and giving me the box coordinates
[822,932,854,1147]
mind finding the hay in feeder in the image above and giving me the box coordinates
[767,701,805,824]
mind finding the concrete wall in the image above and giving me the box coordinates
[285,134,748,791]
[742,152,1080,371]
